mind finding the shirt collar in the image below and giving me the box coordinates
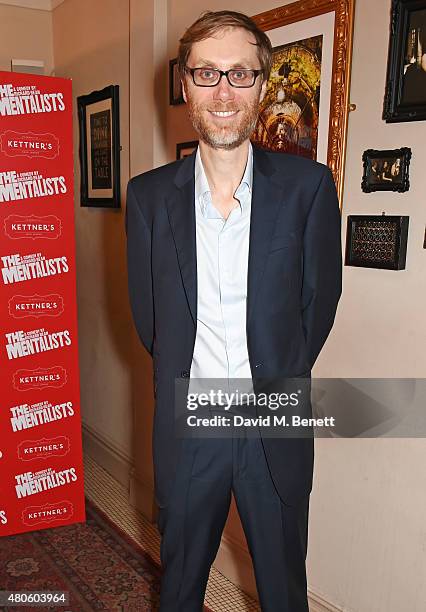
[195,142,253,218]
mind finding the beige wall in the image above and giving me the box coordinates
[52,0,157,500]
[323,6,426,380]
[0,3,53,74]
[307,0,426,609]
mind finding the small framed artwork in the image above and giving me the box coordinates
[77,85,120,208]
[383,0,426,122]
[169,58,185,105]
[176,140,198,160]
[345,215,409,270]
[361,148,411,193]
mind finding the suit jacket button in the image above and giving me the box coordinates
[181,370,190,378]
[255,363,263,369]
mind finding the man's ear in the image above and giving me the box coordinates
[259,78,267,104]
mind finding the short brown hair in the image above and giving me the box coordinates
[177,10,272,82]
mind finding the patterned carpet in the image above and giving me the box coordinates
[0,498,211,611]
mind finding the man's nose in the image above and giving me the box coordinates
[212,74,235,101]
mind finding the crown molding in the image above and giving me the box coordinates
[0,0,65,11]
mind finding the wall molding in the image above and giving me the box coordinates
[308,590,345,612]
[214,533,343,611]
[0,0,65,11]
[82,421,157,522]
[129,466,157,523]
[214,531,258,599]
[82,421,133,491]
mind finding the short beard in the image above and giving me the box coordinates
[186,96,260,151]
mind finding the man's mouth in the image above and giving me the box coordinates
[209,110,239,118]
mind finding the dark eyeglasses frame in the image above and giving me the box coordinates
[185,66,263,88]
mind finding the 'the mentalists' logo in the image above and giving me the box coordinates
[0,170,67,203]
[0,83,65,116]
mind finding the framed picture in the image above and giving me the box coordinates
[345,215,409,270]
[169,58,185,105]
[252,0,355,204]
[77,85,120,208]
[383,0,426,122]
[176,140,198,160]
[361,148,412,193]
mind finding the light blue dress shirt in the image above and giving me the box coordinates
[188,143,253,405]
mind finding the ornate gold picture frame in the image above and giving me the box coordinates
[252,0,355,205]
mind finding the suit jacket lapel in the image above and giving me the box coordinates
[166,151,198,326]
[166,144,285,328]
[247,146,285,323]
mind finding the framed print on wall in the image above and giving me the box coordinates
[383,0,426,123]
[176,140,198,160]
[361,147,411,193]
[251,0,355,204]
[77,85,120,208]
[169,58,185,105]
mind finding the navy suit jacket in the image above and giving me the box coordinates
[126,144,342,508]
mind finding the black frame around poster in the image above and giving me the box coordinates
[77,85,120,208]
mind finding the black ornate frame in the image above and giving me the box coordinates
[383,0,426,123]
[361,147,412,193]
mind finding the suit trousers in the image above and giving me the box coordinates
[157,405,310,612]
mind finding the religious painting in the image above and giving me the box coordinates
[253,35,322,159]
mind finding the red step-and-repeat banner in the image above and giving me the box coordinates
[0,71,85,536]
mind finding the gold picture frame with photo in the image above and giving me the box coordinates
[252,0,355,204]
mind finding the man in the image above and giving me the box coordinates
[126,10,342,612]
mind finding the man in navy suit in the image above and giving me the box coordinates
[126,10,342,612]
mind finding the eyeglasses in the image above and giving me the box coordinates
[185,66,263,88]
